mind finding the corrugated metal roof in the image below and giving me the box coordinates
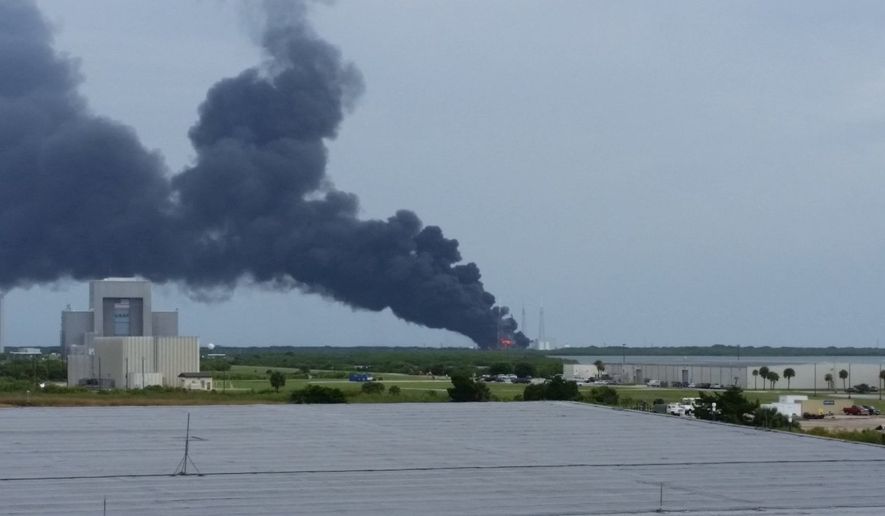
[1,402,884,515]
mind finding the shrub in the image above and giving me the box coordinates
[513,362,536,378]
[41,384,87,394]
[447,375,490,402]
[361,381,385,394]
[586,386,619,405]
[388,385,401,395]
[544,376,580,400]
[522,377,580,401]
[806,427,885,445]
[0,379,35,392]
[522,383,546,401]
[290,385,347,404]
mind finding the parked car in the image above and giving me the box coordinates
[843,405,870,416]
[862,405,881,415]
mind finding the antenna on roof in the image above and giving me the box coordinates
[172,413,204,476]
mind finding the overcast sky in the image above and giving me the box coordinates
[8,0,885,349]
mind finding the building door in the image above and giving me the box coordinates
[682,369,689,384]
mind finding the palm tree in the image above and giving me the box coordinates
[879,369,885,401]
[783,368,795,390]
[824,373,834,392]
[767,371,779,390]
[752,369,759,390]
[759,366,770,390]
[593,360,605,380]
[839,369,848,391]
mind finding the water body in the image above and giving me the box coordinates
[555,355,885,366]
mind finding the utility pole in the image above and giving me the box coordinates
[173,413,201,476]
[98,357,102,392]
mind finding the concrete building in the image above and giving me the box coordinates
[565,359,885,390]
[63,278,199,388]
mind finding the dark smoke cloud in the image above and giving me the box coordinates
[0,0,527,349]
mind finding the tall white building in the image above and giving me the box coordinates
[63,279,199,388]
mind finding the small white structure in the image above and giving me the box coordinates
[761,395,808,418]
[178,372,213,391]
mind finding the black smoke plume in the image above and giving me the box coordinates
[0,0,527,349]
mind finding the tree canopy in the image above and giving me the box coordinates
[269,371,286,393]
[447,374,490,402]
[290,385,346,404]
[694,387,758,425]
[523,376,580,401]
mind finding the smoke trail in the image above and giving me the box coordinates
[0,0,527,349]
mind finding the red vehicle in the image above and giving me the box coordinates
[843,405,870,416]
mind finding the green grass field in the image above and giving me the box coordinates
[6,372,885,410]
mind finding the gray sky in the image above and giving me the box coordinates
[9,0,885,348]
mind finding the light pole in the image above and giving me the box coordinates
[813,362,817,396]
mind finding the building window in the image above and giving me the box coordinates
[113,299,130,336]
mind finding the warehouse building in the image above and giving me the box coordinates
[63,278,200,388]
[566,360,885,390]
[1,402,884,515]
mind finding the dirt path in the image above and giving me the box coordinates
[800,415,885,431]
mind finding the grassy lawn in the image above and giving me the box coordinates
[0,389,289,407]
[8,374,885,411]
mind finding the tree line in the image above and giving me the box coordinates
[205,346,565,378]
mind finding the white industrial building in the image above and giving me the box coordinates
[565,359,885,390]
[63,278,200,388]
